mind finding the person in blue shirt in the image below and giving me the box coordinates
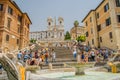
[17,51,22,60]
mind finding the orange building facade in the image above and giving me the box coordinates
[0,0,32,53]
[70,26,85,41]
[82,0,120,50]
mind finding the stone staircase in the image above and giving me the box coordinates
[53,47,73,58]
[41,47,76,69]
[31,44,77,69]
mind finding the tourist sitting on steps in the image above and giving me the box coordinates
[30,58,37,65]
[24,53,29,62]
[37,56,43,69]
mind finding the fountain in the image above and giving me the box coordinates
[28,59,120,80]
[0,53,20,80]
[65,62,95,75]
[0,53,25,80]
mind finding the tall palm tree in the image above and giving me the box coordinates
[74,20,79,39]
[74,20,79,27]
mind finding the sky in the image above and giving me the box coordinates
[15,0,102,32]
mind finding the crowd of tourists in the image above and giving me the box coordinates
[17,43,116,68]
[72,43,115,63]
[17,48,56,69]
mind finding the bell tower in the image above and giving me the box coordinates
[47,17,53,30]
[58,17,64,26]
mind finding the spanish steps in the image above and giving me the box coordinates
[33,44,76,69]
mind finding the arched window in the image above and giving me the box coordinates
[6,34,9,41]
[60,32,62,36]
[48,22,51,26]
[60,21,62,24]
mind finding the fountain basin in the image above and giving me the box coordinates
[65,62,95,75]
[30,71,120,80]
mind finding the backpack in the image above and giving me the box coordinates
[45,53,48,58]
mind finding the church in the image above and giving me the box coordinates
[30,17,65,44]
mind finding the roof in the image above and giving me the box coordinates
[81,10,95,22]
[81,0,105,22]
[95,0,105,11]
[24,13,32,24]
[9,0,32,24]
[71,26,84,30]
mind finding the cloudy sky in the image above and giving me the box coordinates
[15,0,102,32]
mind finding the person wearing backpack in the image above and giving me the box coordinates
[45,51,49,64]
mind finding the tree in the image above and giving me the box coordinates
[30,38,37,43]
[74,20,79,27]
[65,31,71,40]
[76,35,86,42]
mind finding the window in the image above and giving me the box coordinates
[117,15,120,23]
[91,28,93,34]
[86,21,88,26]
[60,21,62,24]
[17,39,19,45]
[18,27,20,33]
[116,0,120,7]
[27,24,29,28]
[88,41,90,46]
[18,15,22,22]
[0,4,3,11]
[92,39,94,45]
[90,17,92,22]
[106,17,111,26]
[104,3,109,12]
[96,13,99,19]
[46,32,47,38]
[109,32,113,39]
[100,37,102,42]
[48,22,51,26]
[48,33,50,36]
[97,24,101,31]
[8,6,13,15]
[7,18,11,29]
[6,34,9,41]
[60,32,62,36]
[86,31,89,37]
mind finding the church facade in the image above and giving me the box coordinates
[30,17,64,43]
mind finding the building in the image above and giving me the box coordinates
[30,17,64,45]
[70,26,85,40]
[82,0,120,50]
[0,0,32,53]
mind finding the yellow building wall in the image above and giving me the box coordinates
[0,0,31,52]
[83,0,120,50]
